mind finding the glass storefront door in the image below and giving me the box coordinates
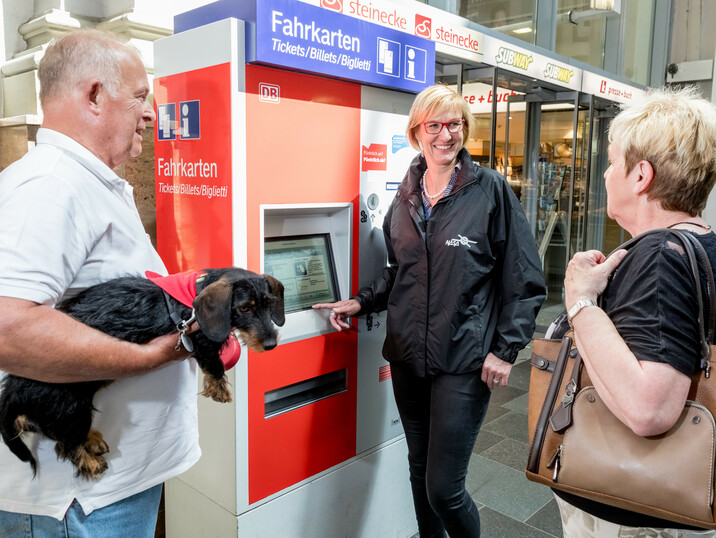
[454,66,625,330]
[461,68,590,328]
[582,95,626,254]
[519,94,589,327]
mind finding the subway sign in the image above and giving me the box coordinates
[484,35,581,91]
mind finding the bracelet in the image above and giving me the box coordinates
[566,299,598,328]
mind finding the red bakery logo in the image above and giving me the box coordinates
[415,14,431,39]
[320,0,343,12]
[362,144,387,172]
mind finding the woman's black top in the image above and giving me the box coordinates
[554,230,716,529]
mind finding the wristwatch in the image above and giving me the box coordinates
[566,299,598,327]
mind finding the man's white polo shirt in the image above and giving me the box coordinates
[0,128,200,519]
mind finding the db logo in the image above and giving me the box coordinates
[415,15,431,39]
[259,83,280,104]
[600,80,607,94]
[320,0,342,11]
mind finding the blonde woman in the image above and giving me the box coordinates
[315,85,545,536]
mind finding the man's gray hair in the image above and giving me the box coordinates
[38,29,137,105]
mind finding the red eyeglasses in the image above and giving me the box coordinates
[422,118,464,134]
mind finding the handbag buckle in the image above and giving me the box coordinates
[561,379,577,405]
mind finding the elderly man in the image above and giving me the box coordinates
[0,30,198,536]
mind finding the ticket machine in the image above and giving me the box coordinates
[153,1,434,535]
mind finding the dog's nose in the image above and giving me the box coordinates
[263,339,277,351]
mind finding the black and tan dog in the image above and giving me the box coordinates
[0,267,284,480]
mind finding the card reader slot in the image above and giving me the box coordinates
[265,369,347,419]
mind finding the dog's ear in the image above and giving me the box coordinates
[263,274,285,326]
[193,278,233,342]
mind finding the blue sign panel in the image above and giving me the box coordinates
[179,100,201,140]
[157,103,176,141]
[173,0,435,93]
[256,0,434,93]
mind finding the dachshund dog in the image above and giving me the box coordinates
[0,267,284,480]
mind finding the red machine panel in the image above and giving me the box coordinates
[245,65,361,502]
[154,63,234,272]
[248,332,358,502]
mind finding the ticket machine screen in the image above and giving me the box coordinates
[264,234,340,312]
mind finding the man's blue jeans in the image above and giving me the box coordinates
[0,484,162,538]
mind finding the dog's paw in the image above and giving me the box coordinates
[61,444,108,481]
[86,429,109,456]
[202,375,232,403]
[75,453,108,481]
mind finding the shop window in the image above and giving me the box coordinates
[620,0,654,86]
[555,0,608,70]
[420,0,537,44]
[555,0,654,85]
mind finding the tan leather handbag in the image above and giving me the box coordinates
[526,229,716,529]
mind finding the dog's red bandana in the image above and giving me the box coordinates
[145,271,241,370]
[145,270,201,308]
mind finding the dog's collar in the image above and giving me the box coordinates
[144,271,241,369]
[145,271,205,352]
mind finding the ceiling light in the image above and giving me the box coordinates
[512,27,532,34]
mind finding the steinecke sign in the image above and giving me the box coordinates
[301,0,483,62]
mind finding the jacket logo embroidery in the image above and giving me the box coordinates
[445,235,476,248]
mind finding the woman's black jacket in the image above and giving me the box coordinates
[353,149,546,377]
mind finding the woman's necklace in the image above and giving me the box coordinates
[421,170,447,200]
[666,221,712,231]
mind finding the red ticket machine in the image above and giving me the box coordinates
[154,2,430,534]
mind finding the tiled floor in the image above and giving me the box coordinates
[469,342,564,537]
[464,302,566,537]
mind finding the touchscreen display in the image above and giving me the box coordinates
[264,234,340,312]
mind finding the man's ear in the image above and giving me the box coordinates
[87,81,103,116]
[633,160,654,195]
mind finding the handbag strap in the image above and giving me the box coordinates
[680,231,716,345]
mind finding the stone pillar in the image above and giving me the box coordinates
[0,116,41,172]
[1,9,81,118]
